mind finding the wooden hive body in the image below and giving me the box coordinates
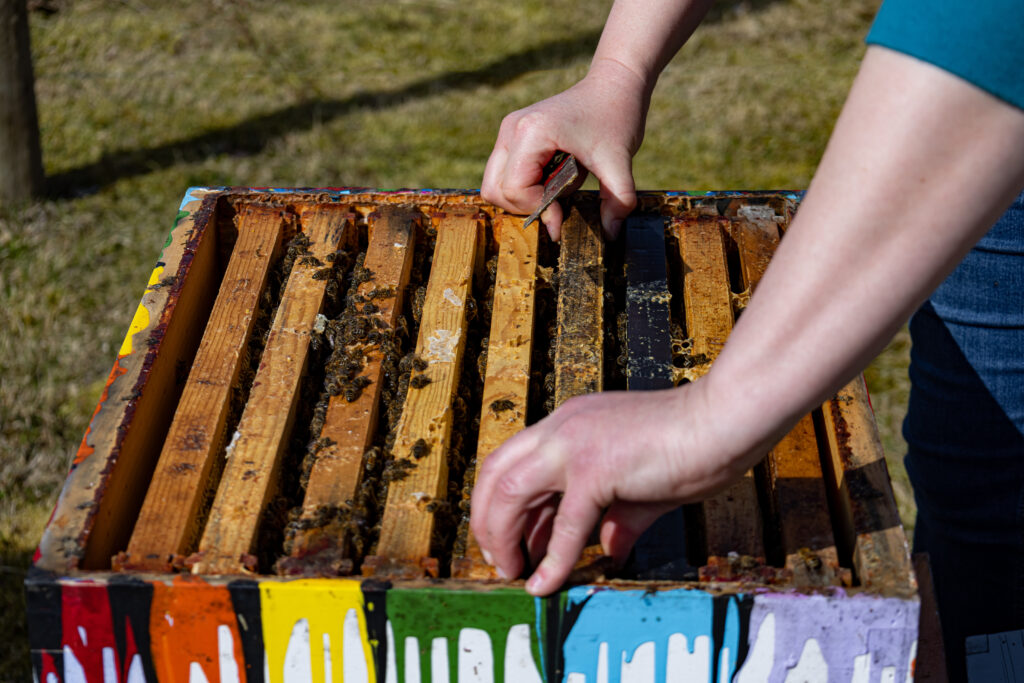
[28,188,919,683]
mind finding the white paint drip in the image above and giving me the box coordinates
[735,614,774,682]
[881,667,898,683]
[343,607,370,683]
[283,618,312,683]
[126,655,146,683]
[851,653,870,683]
[405,637,421,683]
[188,662,210,683]
[784,638,827,682]
[505,624,543,683]
[46,673,58,683]
[63,646,87,683]
[323,633,332,683]
[718,646,732,683]
[597,641,609,683]
[432,637,451,683]
[566,675,586,683]
[77,626,87,647]
[442,287,463,307]
[164,613,174,628]
[668,633,712,682]
[906,640,918,683]
[218,625,240,683]
[385,622,398,683]
[102,647,118,683]
[426,329,460,363]
[458,628,493,683]
[621,641,656,682]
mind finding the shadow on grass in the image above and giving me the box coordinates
[44,0,787,198]
[1,543,34,682]
[47,29,603,198]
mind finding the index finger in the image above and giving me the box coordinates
[471,431,560,579]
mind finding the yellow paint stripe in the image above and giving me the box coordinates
[118,266,163,357]
[260,579,376,683]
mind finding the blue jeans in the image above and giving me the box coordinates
[904,192,1024,681]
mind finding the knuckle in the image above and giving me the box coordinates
[512,110,549,140]
[494,469,530,505]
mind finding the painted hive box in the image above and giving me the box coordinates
[28,188,919,683]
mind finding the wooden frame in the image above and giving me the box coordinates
[29,188,920,683]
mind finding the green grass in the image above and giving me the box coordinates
[1,0,908,677]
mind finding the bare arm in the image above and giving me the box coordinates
[481,0,715,239]
[471,45,1024,596]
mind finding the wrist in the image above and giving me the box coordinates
[586,56,656,103]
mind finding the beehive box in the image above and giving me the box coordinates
[27,187,919,683]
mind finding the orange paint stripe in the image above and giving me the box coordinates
[150,577,246,683]
[71,357,129,467]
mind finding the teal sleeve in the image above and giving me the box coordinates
[866,0,1024,111]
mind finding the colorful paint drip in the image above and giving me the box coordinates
[27,573,918,683]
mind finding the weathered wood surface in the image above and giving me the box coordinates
[767,414,842,585]
[554,206,604,406]
[78,196,222,570]
[120,204,288,571]
[192,204,352,575]
[368,211,482,577]
[731,215,841,585]
[822,376,915,593]
[624,215,674,391]
[454,214,538,578]
[674,216,766,575]
[623,215,693,578]
[283,207,419,572]
[676,216,732,366]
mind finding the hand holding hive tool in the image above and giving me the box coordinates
[523,151,581,230]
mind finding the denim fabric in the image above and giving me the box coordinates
[904,192,1024,682]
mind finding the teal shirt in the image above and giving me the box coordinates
[866,0,1024,111]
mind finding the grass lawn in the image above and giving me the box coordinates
[1,0,909,677]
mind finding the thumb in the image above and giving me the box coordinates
[593,154,637,240]
[599,500,677,566]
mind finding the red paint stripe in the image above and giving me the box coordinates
[62,582,117,680]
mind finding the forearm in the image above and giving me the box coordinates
[705,46,1024,459]
[590,0,715,90]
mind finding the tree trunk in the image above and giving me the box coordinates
[1,0,43,202]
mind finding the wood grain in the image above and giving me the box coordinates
[768,414,842,585]
[674,216,765,572]
[119,203,287,571]
[192,204,353,575]
[623,215,691,578]
[454,214,538,578]
[732,215,841,585]
[554,206,604,406]
[284,206,419,571]
[368,211,482,576]
[821,377,915,594]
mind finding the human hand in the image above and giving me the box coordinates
[469,381,765,596]
[481,58,651,241]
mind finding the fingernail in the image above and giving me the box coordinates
[482,549,494,566]
[525,573,542,594]
[496,565,509,580]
